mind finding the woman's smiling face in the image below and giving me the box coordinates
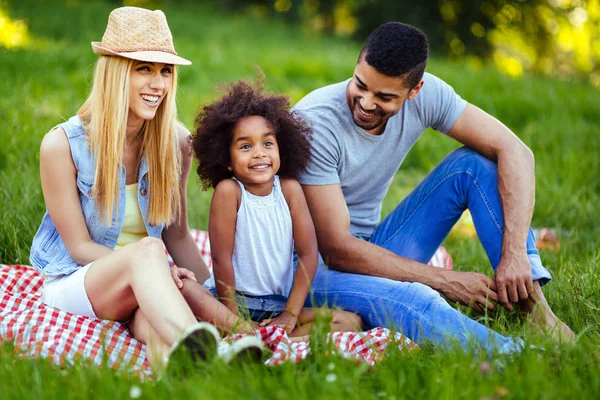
[128,61,173,124]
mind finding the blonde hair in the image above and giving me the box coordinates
[78,56,181,227]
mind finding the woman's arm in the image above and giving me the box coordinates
[277,178,318,322]
[162,124,211,283]
[209,179,241,316]
[40,127,113,265]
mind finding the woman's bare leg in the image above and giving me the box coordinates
[128,308,170,371]
[179,279,254,334]
[291,308,364,337]
[85,237,198,346]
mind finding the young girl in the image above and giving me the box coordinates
[186,80,363,336]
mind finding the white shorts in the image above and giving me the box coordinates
[42,263,97,318]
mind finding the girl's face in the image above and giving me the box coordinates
[128,61,173,125]
[229,115,281,196]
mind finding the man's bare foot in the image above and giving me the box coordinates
[289,334,310,342]
[518,281,576,343]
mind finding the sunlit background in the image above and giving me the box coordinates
[227,0,600,85]
[1,3,599,392]
[4,0,596,85]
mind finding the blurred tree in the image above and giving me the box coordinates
[202,0,599,85]
[352,0,599,85]
[0,1,31,49]
[8,0,592,83]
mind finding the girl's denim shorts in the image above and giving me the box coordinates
[207,287,289,322]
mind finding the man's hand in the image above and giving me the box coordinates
[259,311,298,334]
[440,270,499,314]
[493,252,533,311]
[170,266,197,289]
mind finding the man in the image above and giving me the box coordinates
[293,22,574,353]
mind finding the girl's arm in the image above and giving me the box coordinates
[267,178,318,331]
[162,124,211,283]
[209,179,241,316]
[40,127,114,265]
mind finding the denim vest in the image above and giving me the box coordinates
[30,115,164,276]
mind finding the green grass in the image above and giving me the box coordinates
[1,0,599,398]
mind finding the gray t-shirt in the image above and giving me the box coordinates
[292,72,467,237]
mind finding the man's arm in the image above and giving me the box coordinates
[301,183,499,314]
[447,103,535,310]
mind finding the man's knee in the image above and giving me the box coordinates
[449,146,497,175]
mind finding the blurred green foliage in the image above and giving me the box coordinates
[0,1,599,380]
[3,1,597,83]
[213,0,600,86]
[1,0,598,268]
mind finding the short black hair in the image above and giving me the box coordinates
[359,22,429,88]
[192,80,312,190]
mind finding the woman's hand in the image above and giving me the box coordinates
[170,266,197,289]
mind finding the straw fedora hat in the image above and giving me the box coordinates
[92,7,191,66]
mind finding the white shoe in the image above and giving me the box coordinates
[166,322,220,368]
[218,336,265,364]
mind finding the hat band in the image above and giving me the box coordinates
[106,46,178,56]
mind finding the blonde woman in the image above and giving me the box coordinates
[29,7,261,371]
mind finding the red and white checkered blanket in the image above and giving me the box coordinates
[1,229,451,376]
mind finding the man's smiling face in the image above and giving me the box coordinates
[346,57,423,135]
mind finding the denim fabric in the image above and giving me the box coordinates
[305,147,548,355]
[207,288,287,322]
[30,115,164,276]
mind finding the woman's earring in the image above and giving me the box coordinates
[227,166,232,171]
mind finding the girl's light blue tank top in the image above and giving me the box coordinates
[206,175,294,297]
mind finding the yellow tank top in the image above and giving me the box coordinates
[114,183,147,250]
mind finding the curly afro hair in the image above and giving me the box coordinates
[359,22,429,89]
[192,79,312,190]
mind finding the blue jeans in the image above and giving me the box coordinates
[207,288,287,322]
[305,147,550,355]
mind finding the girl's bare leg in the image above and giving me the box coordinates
[291,308,364,337]
[179,279,255,334]
[85,237,199,346]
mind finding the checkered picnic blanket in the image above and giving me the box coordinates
[1,229,449,376]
